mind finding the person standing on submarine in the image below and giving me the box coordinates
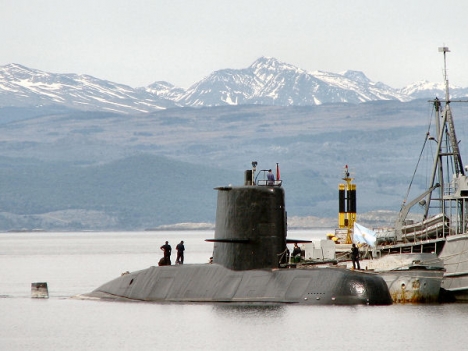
[160,241,172,265]
[176,240,185,264]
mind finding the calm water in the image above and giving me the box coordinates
[1,230,468,351]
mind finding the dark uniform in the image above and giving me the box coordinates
[292,243,301,257]
[176,241,185,264]
[160,241,172,265]
[351,244,360,270]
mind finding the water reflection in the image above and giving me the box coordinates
[213,303,285,318]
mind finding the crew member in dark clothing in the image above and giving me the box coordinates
[160,241,172,265]
[176,240,185,264]
[292,243,301,257]
[292,243,302,263]
[351,243,360,270]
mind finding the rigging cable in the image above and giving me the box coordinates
[399,108,435,213]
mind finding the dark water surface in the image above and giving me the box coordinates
[1,231,467,350]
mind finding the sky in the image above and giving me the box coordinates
[2,0,468,89]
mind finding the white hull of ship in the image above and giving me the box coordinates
[357,253,444,303]
[438,233,468,300]
[375,234,468,300]
[378,269,444,303]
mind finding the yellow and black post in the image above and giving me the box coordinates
[338,165,356,244]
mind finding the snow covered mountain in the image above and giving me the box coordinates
[0,64,178,113]
[399,80,468,99]
[175,57,410,107]
[1,58,466,114]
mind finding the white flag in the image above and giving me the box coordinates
[353,222,377,246]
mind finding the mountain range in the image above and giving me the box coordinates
[2,58,468,231]
[2,57,468,114]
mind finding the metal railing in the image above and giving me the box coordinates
[256,179,283,186]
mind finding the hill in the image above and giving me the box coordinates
[2,100,468,230]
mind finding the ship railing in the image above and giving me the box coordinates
[444,181,456,196]
[257,180,283,187]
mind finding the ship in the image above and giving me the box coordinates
[77,163,392,305]
[363,253,444,303]
[299,165,444,303]
[367,47,468,302]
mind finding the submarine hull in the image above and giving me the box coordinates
[80,264,392,305]
[78,171,392,305]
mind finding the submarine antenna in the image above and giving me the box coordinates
[251,161,257,185]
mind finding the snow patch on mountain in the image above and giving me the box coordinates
[1,58,468,114]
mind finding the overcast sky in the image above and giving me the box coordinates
[2,0,468,89]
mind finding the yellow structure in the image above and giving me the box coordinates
[338,165,356,244]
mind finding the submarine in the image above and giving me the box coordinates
[79,163,392,305]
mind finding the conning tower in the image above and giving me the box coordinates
[208,162,288,270]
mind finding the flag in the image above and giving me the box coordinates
[353,222,377,246]
[276,163,280,180]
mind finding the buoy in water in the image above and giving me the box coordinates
[31,282,49,298]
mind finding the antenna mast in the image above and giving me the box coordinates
[438,46,450,101]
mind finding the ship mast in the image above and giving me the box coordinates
[396,47,460,236]
[438,46,464,176]
[421,48,464,219]
[440,46,450,102]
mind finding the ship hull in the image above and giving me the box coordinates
[375,237,468,300]
[439,233,468,300]
[360,253,444,303]
[309,240,444,303]
[378,269,444,303]
[79,264,392,305]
